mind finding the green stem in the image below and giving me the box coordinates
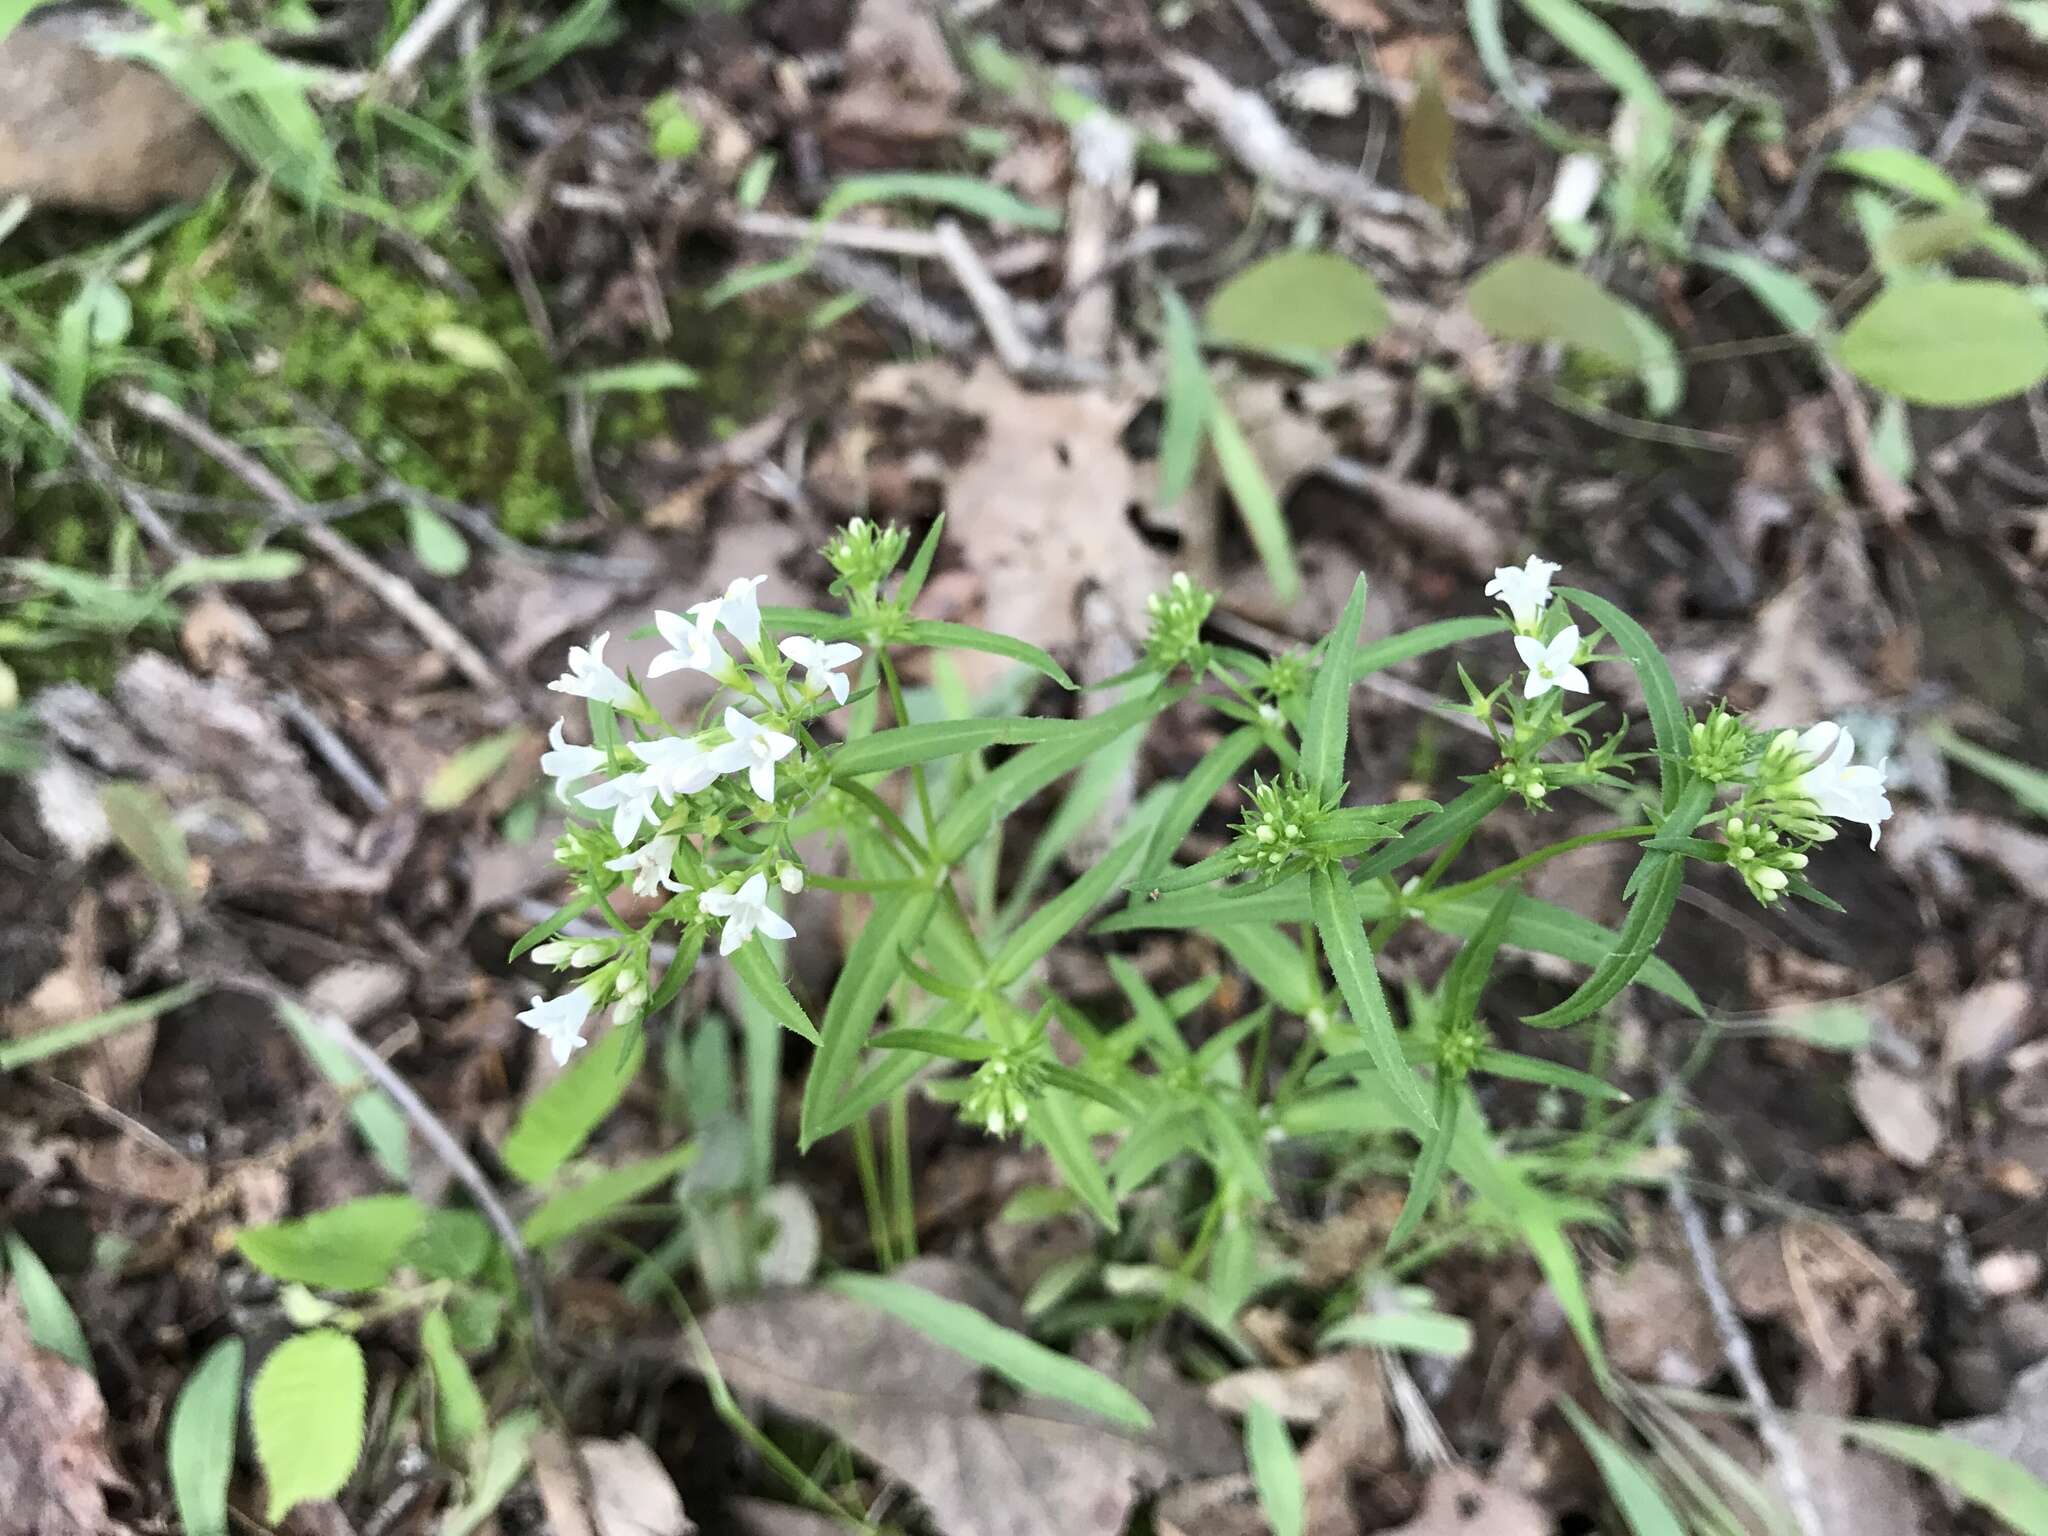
[887,1089,917,1260]
[878,651,938,836]
[850,1115,895,1269]
[1424,824,1655,907]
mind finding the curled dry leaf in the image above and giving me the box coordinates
[1,895,143,1103]
[1943,978,2034,1073]
[0,1288,129,1536]
[532,1431,694,1536]
[1378,1467,1548,1536]
[1849,1055,1947,1169]
[1721,1220,1916,1378]
[1591,1253,1722,1388]
[696,1257,1209,1536]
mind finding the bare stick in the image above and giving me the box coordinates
[222,963,553,1354]
[933,219,1042,377]
[115,385,517,703]
[377,0,479,93]
[1658,1106,1827,1536]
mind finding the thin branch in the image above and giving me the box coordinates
[376,0,480,93]
[933,218,1103,384]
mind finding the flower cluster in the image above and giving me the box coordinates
[1144,572,1216,675]
[1231,772,1338,882]
[520,573,859,1062]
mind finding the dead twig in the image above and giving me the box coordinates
[274,690,392,815]
[932,219,1104,385]
[375,0,479,94]
[812,248,981,354]
[115,384,518,705]
[1658,1104,1828,1536]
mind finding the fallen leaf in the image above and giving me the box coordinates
[532,1432,694,1536]
[1591,1254,1721,1388]
[1722,1221,1915,1377]
[697,1257,1202,1536]
[1307,0,1389,29]
[1378,1467,1548,1536]
[1849,1055,1946,1168]
[0,1288,130,1536]
[1,896,145,1104]
[1943,978,2034,1072]
[1199,1351,1393,1536]
[828,0,964,155]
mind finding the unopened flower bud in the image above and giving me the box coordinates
[778,863,805,894]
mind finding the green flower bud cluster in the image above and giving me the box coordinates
[1495,760,1552,807]
[1688,706,1753,784]
[1436,1018,1487,1077]
[1261,649,1312,705]
[824,516,910,601]
[962,1051,1049,1138]
[1232,773,1337,878]
[1721,814,1809,904]
[1145,572,1216,674]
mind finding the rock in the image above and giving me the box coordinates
[0,16,233,212]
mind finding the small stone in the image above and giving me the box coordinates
[1978,1250,2044,1300]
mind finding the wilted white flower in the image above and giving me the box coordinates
[707,706,798,802]
[519,984,597,1064]
[699,872,796,956]
[541,720,608,802]
[606,833,684,898]
[1514,625,1590,700]
[1795,723,1893,847]
[632,734,720,802]
[691,574,769,651]
[648,607,742,685]
[577,770,660,845]
[1547,153,1605,226]
[548,632,634,706]
[779,634,862,706]
[1485,556,1562,633]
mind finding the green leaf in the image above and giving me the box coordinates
[817,172,1060,232]
[427,323,515,376]
[236,1195,427,1291]
[1205,249,1390,357]
[3,1232,89,1367]
[1466,254,1645,370]
[508,894,597,962]
[1424,886,1702,1014]
[404,501,470,578]
[1386,1072,1462,1252]
[420,1308,486,1459]
[1157,286,1214,506]
[1558,585,1686,810]
[1475,1048,1630,1101]
[988,831,1144,986]
[0,979,204,1073]
[799,888,938,1147]
[424,727,523,811]
[1136,728,1265,889]
[1303,575,1369,799]
[827,1272,1151,1428]
[833,716,1081,776]
[1351,616,1507,678]
[1247,1401,1306,1536]
[1320,1308,1474,1357]
[1697,249,1830,336]
[1440,884,1520,1026]
[728,939,821,1045]
[1354,783,1512,882]
[1520,0,1673,154]
[438,1410,541,1536]
[1561,1400,1686,1536]
[564,360,701,394]
[899,620,1076,688]
[276,1000,411,1184]
[1925,721,2048,820]
[1097,877,1318,935]
[100,781,193,904]
[1520,851,1685,1030]
[1032,1087,1121,1230]
[520,1142,696,1247]
[871,1027,995,1061]
[1311,866,1433,1125]
[1879,202,1991,269]
[500,1022,645,1183]
[1208,397,1302,603]
[1838,280,2048,407]
[1843,1419,2048,1533]
[405,1209,494,1282]
[250,1329,367,1522]
[168,1338,243,1536]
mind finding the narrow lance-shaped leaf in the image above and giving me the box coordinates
[1134,726,1263,889]
[1157,285,1213,507]
[1440,883,1521,1026]
[798,889,939,1147]
[898,619,1076,689]
[1311,865,1434,1125]
[1560,1400,1687,1536]
[1475,1048,1630,1102]
[833,716,1081,777]
[1208,397,1302,603]
[988,831,1144,987]
[1247,1401,1306,1536]
[500,1021,646,1184]
[1558,585,1687,811]
[1033,1085,1121,1231]
[1303,575,1369,799]
[168,1338,243,1536]
[1354,782,1512,882]
[1385,1069,1462,1253]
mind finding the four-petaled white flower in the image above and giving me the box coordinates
[1514,625,1590,700]
[519,984,597,1064]
[691,575,769,651]
[577,770,660,845]
[698,872,796,956]
[707,706,798,801]
[541,719,608,802]
[1485,556,1562,633]
[780,635,862,705]
[1795,723,1893,847]
[632,734,720,802]
[548,631,634,706]
[606,833,685,898]
[649,607,740,684]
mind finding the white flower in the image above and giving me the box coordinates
[698,871,796,956]
[777,863,805,895]
[648,608,740,684]
[779,634,862,705]
[691,574,769,651]
[548,632,634,707]
[1795,723,1893,848]
[1485,556,1562,632]
[1547,153,1605,226]
[632,734,720,802]
[706,706,798,802]
[519,984,597,1064]
[1514,625,1590,700]
[576,770,660,845]
[541,720,608,801]
[606,833,684,898]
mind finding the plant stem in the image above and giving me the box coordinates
[878,651,938,836]
[849,1115,895,1269]
[887,1089,917,1259]
[1424,825,1655,906]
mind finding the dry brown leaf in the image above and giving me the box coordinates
[532,1431,694,1536]
[0,1288,129,1536]
[1849,1056,1946,1168]
[1591,1255,1721,1388]
[1790,1367,1937,1535]
[1884,810,2048,906]
[1201,1351,1393,1536]
[828,0,963,152]
[1739,579,1875,729]
[697,1257,1206,1536]
[1379,1467,1548,1536]
[2,896,146,1104]
[1944,979,2034,1072]
[1721,1221,1915,1377]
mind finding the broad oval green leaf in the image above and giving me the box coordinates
[1837,280,2048,407]
[169,1338,243,1536]
[405,501,471,578]
[251,1329,367,1521]
[235,1195,428,1291]
[500,1021,645,1184]
[3,1232,89,1368]
[1205,249,1391,356]
[1465,253,1645,370]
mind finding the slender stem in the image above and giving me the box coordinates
[1424,825,1655,907]
[849,1114,895,1269]
[887,1090,917,1259]
[877,652,938,837]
